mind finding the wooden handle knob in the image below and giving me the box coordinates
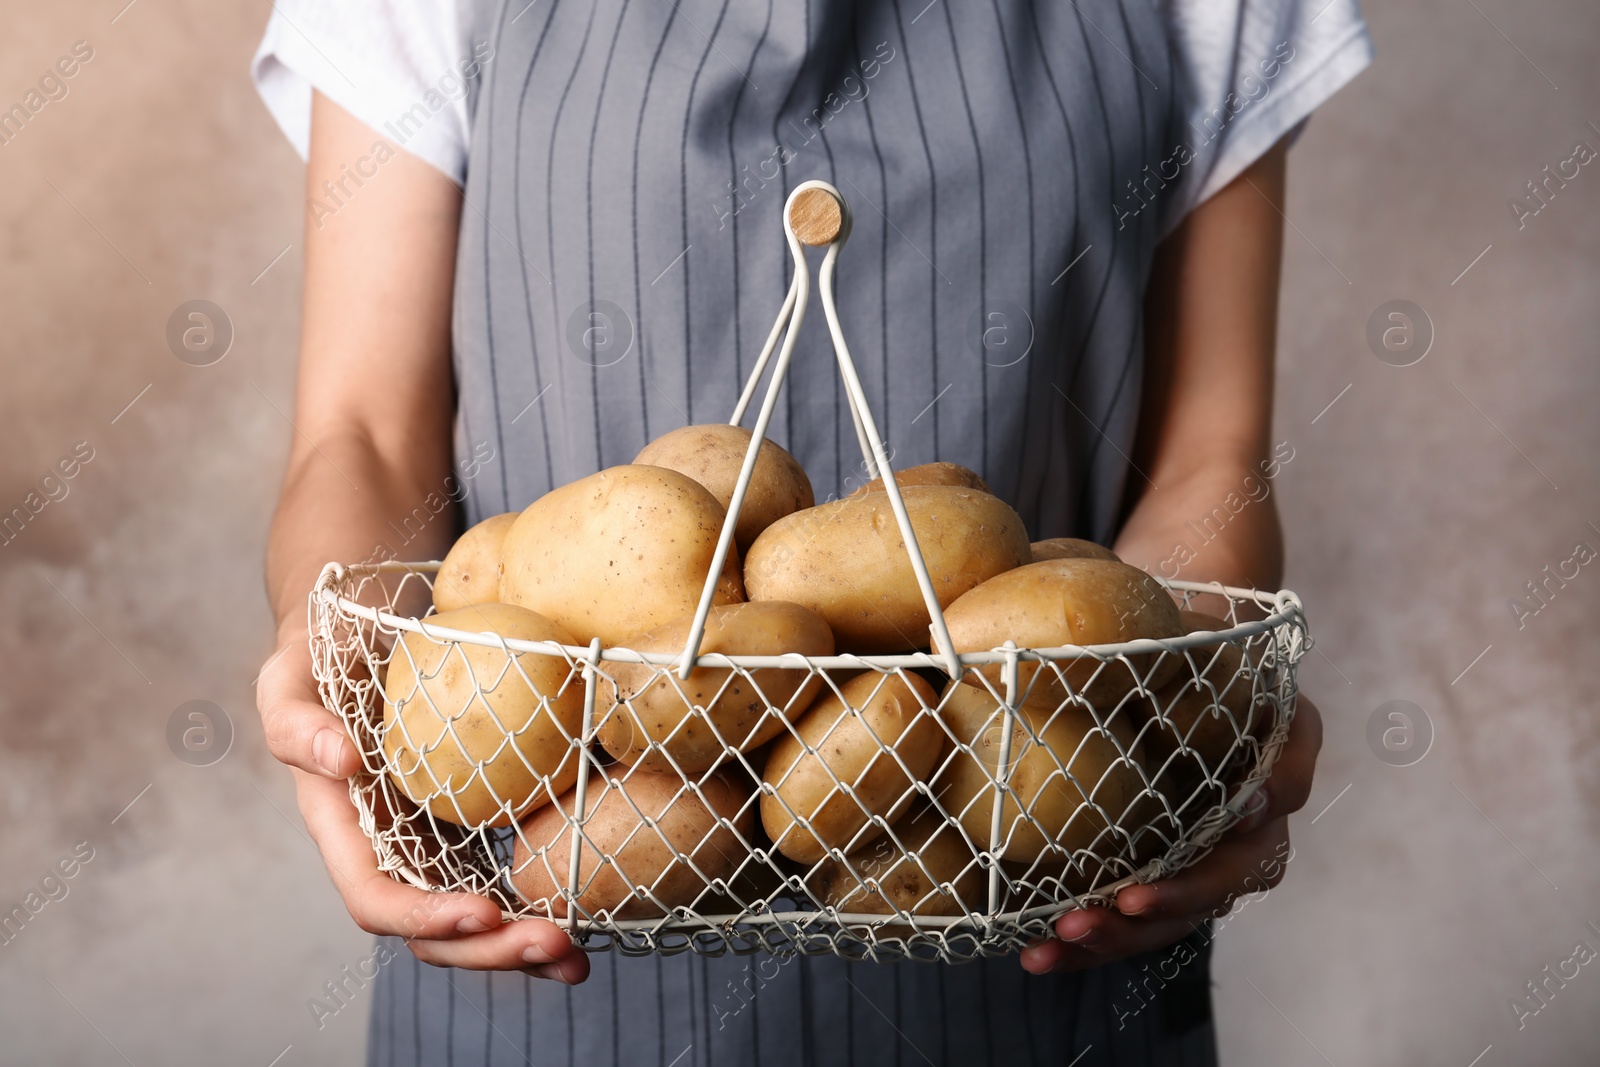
[789,188,843,246]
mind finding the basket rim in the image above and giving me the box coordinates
[315,560,1304,670]
[533,899,1162,934]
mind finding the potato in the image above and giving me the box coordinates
[598,601,835,773]
[850,461,990,496]
[944,559,1184,707]
[382,604,584,828]
[932,680,1148,879]
[745,486,1030,654]
[634,424,814,551]
[510,768,752,919]
[433,512,518,612]
[760,671,941,864]
[499,465,744,646]
[1029,537,1119,564]
[806,803,981,921]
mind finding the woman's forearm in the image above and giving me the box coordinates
[265,433,459,640]
[1119,139,1289,596]
[1113,461,1285,592]
[264,91,465,641]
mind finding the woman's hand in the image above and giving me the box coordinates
[1019,137,1313,973]
[1019,693,1321,974]
[251,93,586,982]
[256,630,591,984]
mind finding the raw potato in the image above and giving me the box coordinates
[634,424,814,551]
[761,672,942,864]
[509,768,752,919]
[933,680,1148,879]
[944,559,1184,707]
[806,803,981,922]
[382,604,583,828]
[1029,537,1120,564]
[745,486,1030,654]
[433,512,518,612]
[850,461,990,496]
[598,601,835,773]
[499,465,744,646]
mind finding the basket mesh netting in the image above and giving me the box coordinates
[310,561,1307,963]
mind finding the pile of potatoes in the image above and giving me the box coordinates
[378,424,1266,925]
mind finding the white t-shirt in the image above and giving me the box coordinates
[252,0,1373,231]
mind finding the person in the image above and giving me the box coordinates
[252,1,1369,1063]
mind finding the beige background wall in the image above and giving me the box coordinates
[0,1,1594,1064]
[1213,0,1600,1061]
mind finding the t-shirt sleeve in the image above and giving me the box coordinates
[1157,0,1375,234]
[250,0,488,184]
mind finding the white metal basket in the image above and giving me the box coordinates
[309,182,1309,964]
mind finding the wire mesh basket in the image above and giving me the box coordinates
[309,182,1309,963]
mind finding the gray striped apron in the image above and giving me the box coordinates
[370,0,1219,1062]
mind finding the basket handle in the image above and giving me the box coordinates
[677,181,963,681]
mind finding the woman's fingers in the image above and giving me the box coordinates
[1020,911,1201,974]
[257,637,362,779]
[1024,816,1295,971]
[293,771,587,981]
[1115,691,1318,917]
[1257,692,1322,821]
[406,918,592,983]
[1018,693,1323,975]
[262,636,586,982]
[268,639,491,940]
[1114,816,1292,920]
[1019,935,1088,974]
[1199,690,1324,838]
[294,769,504,939]
[1022,836,1270,972]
